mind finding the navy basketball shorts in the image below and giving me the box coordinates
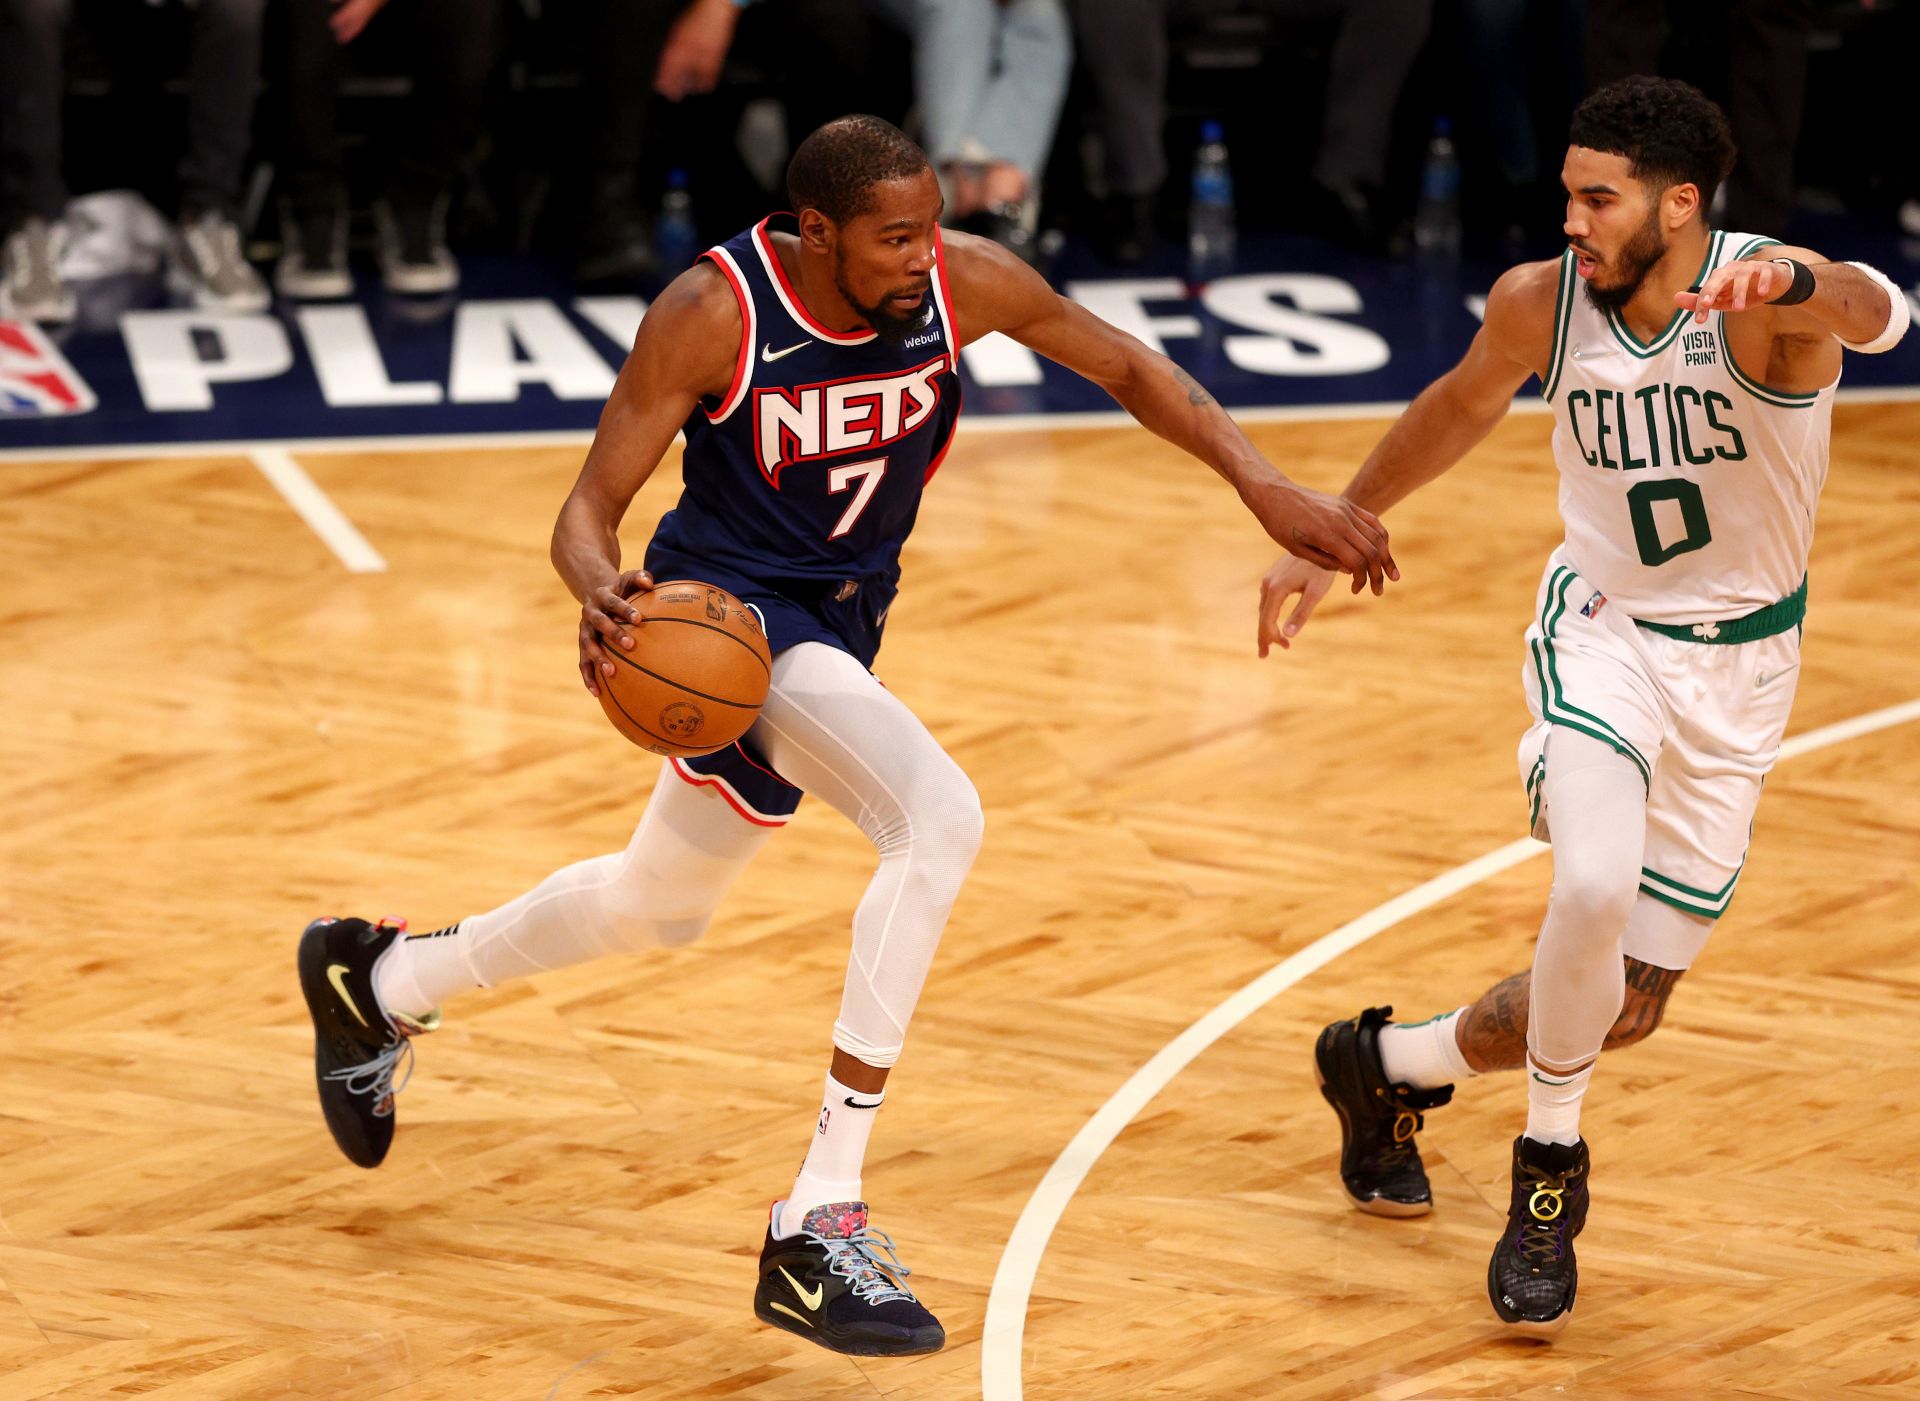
[642,549,896,825]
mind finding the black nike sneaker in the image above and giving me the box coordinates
[1487,1134,1591,1337]
[297,916,438,1168]
[753,1201,945,1356]
[1314,1006,1455,1216]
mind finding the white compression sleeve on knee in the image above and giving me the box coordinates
[749,643,985,1070]
[376,767,773,1015]
[1526,728,1648,1069]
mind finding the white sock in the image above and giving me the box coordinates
[373,924,470,1018]
[778,1073,884,1238]
[1377,1007,1476,1089]
[1525,1056,1594,1146]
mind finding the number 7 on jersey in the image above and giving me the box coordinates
[827,458,888,539]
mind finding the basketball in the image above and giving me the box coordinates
[596,580,772,757]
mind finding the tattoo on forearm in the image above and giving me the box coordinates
[1171,366,1213,407]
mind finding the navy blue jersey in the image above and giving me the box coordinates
[648,214,964,825]
[646,214,962,592]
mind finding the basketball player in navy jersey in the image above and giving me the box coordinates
[299,115,1393,1357]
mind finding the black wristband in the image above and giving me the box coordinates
[1769,257,1817,306]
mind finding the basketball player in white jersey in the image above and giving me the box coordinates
[1257,76,1909,1334]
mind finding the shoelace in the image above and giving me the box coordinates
[321,1010,438,1118]
[1515,1172,1574,1265]
[1363,1104,1425,1172]
[812,1225,917,1306]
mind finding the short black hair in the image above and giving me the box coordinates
[1569,76,1737,212]
[786,115,932,225]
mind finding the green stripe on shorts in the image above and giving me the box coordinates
[1530,567,1653,790]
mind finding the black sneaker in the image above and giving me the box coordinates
[1487,1134,1590,1337]
[1314,1006,1454,1216]
[276,199,352,300]
[296,916,438,1168]
[753,1201,945,1356]
[374,197,458,295]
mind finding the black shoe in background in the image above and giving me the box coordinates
[1314,1006,1454,1216]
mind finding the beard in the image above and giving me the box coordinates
[1579,208,1669,316]
[835,259,934,347]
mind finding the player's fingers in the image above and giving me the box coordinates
[1295,541,1346,574]
[1283,587,1324,641]
[1351,528,1385,595]
[578,624,609,694]
[1350,508,1397,582]
[585,604,635,650]
[610,575,650,618]
[1257,578,1294,656]
[598,592,639,625]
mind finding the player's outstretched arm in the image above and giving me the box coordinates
[553,260,740,694]
[1254,259,1554,657]
[939,232,1395,593]
[1677,246,1908,349]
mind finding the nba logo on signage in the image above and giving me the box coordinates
[0,319,97,416]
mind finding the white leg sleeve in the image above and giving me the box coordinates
[1527,728,1648,1068]
[447,766,775,987]
[749,642,985,1070]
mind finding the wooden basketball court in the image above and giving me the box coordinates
[2,400,1915,1398]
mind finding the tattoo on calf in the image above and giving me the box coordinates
[1458,971,1532,1071]
[1606,957,1683,1048]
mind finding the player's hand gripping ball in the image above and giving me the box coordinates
[596,581,771,756]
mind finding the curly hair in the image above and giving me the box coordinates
[1569,77,1737,211]
[786,115,932,226]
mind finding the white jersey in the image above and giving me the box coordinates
[1539,230,1836,625]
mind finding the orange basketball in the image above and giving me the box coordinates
[596,580,771,757]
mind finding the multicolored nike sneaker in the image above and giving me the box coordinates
[1487,1134,1591,1337]
[1314,1005,1455,1216]
[297,916,437,1168]
[754,1201,945,1356]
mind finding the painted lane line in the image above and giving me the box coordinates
[980,697,1920,1400]
[250,447,386,574]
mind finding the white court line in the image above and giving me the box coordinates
[249,447,387,574]
[980,695,1920,1401]
[4,384,1919,466]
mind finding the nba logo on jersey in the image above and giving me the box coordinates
[1580,590,1608,619]
[0,319,97,416]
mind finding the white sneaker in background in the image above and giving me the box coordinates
[173,210,271,312]
[3,218,77,323]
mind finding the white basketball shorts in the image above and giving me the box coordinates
[1518,547,1801,935]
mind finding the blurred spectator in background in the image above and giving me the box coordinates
[1074,0,1431,262]
[867,0,1072,261]
[576,0,874,285]
[275,0,503,298]
[1460,0,1586,243]
[1586,0,1810,233]
[1,0,269,321]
